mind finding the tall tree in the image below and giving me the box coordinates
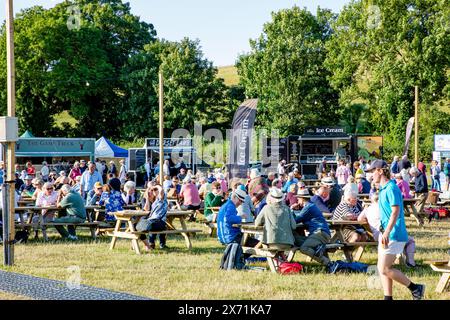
[120,38,231,139]
[237,6,341,136]
[0,0,157,138]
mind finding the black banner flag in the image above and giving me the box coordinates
[227,99,258,179]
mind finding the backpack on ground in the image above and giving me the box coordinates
[220,243,246,270]
[14,230,29,244]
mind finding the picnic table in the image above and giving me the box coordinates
[107,209,202,254]
[237,219,376,268]
[327,220,377,262]
[204,207,221,236]
[403,198,425,226]
[17,199,35,206]
[426,259,450,293]
[14,206,98,240]
[167,197,181,210]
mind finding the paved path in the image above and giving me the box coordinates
[0,270,151,300]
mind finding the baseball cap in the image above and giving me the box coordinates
[364,159,388,172]
[234,188,247,202]
[24,175,33,180]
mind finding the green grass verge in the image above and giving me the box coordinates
[0,219,449,300]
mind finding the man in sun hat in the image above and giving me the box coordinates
[217,187,248,245]
[321,176,342,211]
[254,188,296,250]
[366,159,425,300]
[19,175,35,196]
[291,188,337,271]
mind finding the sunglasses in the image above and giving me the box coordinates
[46,188,54,190]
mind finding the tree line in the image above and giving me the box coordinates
[0,0,243,142]
[237,0,449,159]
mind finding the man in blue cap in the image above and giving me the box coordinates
[366,159,425,300]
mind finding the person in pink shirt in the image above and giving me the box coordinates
[69,161,82,183]
[179,176,201,210]
[336,159,350,187]
[394,174,412,199]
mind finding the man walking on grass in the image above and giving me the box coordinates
[366,160,425,300]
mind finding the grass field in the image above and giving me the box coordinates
[217,65,239,87]
[0,217,449,300]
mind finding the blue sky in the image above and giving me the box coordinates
[0,0,349,66]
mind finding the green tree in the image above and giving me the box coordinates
[237,6,341,136]
[117,37,235,140]
[0,0,157,138]
[325,0,450,159]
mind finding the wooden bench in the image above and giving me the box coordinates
[242,246,299,272]
[205,222,217,237]
[242,243,346,273]
[425,259,450,293]
[341,241,378,261]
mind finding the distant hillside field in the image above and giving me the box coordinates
[217,65,239,86]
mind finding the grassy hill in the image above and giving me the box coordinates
[217,65,239,86]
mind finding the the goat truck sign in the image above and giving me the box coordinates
[228,99,258,179]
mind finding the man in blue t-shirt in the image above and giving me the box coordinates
[366,159,425,300]
[217,188,246,245]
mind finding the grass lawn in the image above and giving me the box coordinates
[0,218,449,300]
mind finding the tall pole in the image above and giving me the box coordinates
[414,86,419,166]
[159,72,164,185]
[5,0,16,265]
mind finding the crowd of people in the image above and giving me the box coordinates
[1,154,447,300]
[213,156,431,300]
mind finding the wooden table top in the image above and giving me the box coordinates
[15,206,61,211]
[114,210,149,218]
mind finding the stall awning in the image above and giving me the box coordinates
[149,148,196,153]
[300,136,352,141]
[95,137,128,158]
[16,152,93,157]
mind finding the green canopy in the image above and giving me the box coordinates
[20,130,35,138]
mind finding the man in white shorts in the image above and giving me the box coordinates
[366,159,424,300]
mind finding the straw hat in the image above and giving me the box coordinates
[297,188,311,198]
[268,188,284,203]
[321,177,334,186]
[234,188,247,202]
